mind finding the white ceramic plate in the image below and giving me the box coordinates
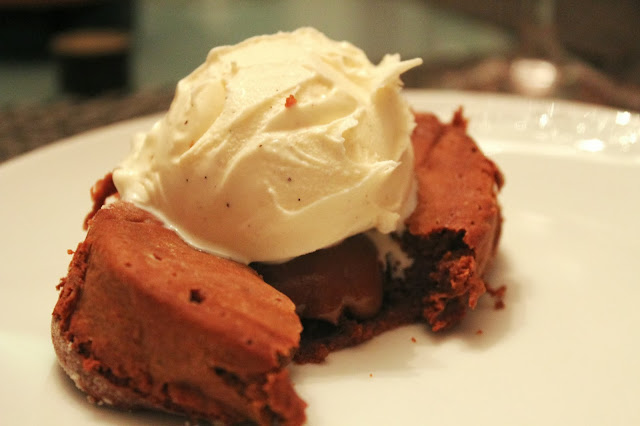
[1,90,639,425]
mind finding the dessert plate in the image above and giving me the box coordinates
[1,90,638,425]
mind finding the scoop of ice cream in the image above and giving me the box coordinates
[113,27,422,264]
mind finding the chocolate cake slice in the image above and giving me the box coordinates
[52,201,306,426]
[52,110,503,424]
[407,111,503,328]
[261,111,504,363]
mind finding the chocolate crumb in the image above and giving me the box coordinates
[189,289,205,304]
[485,284,507,310]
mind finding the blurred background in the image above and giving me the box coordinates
[1,0,639,161]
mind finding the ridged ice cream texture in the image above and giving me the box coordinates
[113,28,422,263]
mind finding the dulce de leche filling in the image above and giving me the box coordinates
[253,234,383,324]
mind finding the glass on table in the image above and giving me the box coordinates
[432,0,640,111]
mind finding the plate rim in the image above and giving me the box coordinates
[3,89,639,171]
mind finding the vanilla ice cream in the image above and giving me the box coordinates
[113,28,422,264]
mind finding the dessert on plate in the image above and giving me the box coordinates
[52,28,503,425]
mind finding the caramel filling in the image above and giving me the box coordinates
[253,235,383,324]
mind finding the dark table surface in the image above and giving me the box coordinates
[0,88,174,164]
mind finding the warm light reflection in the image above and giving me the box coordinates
[509,58,559,97]
[576,138,605,153]
[618,132,638,150]
[538,113,550,128]
[615,111,632,126]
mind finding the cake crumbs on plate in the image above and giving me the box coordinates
[486,283,507,310]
